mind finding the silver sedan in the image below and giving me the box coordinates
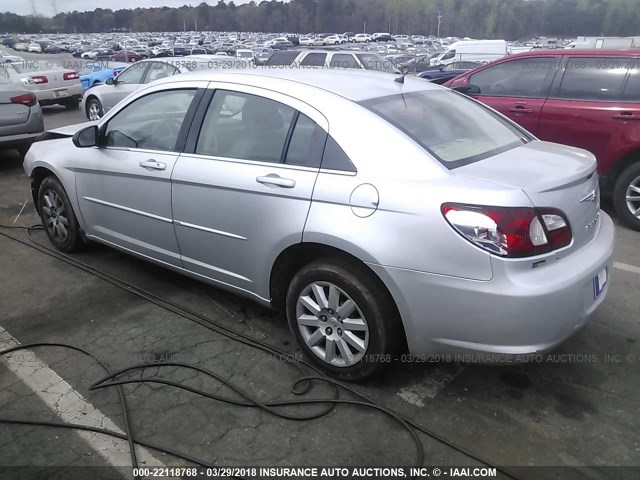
[24,70,615,379]
[0,74,44,155]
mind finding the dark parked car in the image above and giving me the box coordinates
[418,61,481,85]
[446,49,640,230]
[271,40,294,51]
[172,46,188,56]
[109,51,142,63]
[398,53,439,74]
[44,45,62,54]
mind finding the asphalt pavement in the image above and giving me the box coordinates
[0,98,638,480]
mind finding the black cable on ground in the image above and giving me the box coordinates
[0,224,521,480]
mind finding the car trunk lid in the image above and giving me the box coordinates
[0,85,31,126]
[455,141,601,254]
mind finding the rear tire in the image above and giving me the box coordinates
[37,176,84,253]
[613,162,640,231]
[286,257,402,380]
[62,98,80,110]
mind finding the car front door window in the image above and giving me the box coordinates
[103,89,197,151]
[115,63,147,85]
[145,62,179,83]
[470,57,557,98]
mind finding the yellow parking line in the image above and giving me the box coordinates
[614,262,640,275]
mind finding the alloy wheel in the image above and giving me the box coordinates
[295,281,369,367]
[88,102,102,121]
[626,175,640,219]
[42,190,69,242]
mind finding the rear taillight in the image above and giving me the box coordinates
[32,75,48,84]
[10,93,37,107]
[63,71,79,80]
[442,203,572,258]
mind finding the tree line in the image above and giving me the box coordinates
[1,0,639,40]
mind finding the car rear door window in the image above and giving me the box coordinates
[265,51,299,66]
[321,136,356,172]
[285,113,327,168]
[469,57,557,98]
[330,54,358,69]
[115,63,148,84]
[145,62,179,83]
[196,90,295,163]
[556,57,628,101]
[301,53,327,67]
[103,89,197,151]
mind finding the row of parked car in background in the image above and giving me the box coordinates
[1,29,639,232]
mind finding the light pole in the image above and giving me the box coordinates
[436,11,442,38]
[363,22,366,34]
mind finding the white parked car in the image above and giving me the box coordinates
[323,35,343,45]
[236,49,255,61]
[0,61,82,108]
[28,43,42,53]
[354,34,371,43]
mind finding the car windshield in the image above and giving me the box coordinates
[78,65,97,75]
[360,90,529,168]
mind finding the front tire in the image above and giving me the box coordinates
[38,176,84,253]
[613,162,640,231]
[286,257,402,380]
[86,97,104,121]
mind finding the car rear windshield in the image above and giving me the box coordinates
[360,90,529,168]
[9,62,61,73]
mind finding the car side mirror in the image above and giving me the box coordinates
[453,84,481,96]
[73,125,98,148]
[105,77,116,85]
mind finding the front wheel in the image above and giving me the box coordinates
[86,97,104,121]
[38,176,84,252]
[613,162,640,231]
[286,258,402,380]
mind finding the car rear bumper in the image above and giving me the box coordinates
[35,84,83,104]
[0,131,42,148]
[0,107,44,148]
[369,212,615,360]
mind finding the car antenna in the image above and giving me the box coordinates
[394,73,406,84]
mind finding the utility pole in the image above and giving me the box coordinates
[363,22,366,34]
[436,11,442,38]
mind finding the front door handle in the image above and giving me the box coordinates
[509,106,534,114]
[612,112,640,121]
[140,160,166,170]
[256,175,296,188]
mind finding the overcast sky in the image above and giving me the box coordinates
[0,1,255,17]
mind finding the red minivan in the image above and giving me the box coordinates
[445,49,640,231]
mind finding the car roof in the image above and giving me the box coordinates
[509,48,640,58]
[165,68,441,102]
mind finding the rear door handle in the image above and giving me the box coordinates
[256,175,296,188]
[509,106,534,114]
[612,112,640,121]
[139,160,166,170]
